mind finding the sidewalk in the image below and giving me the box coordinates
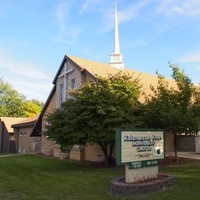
[0,153,33,158]
[166,151,200,160]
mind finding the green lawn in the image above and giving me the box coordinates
[0,155,200,200]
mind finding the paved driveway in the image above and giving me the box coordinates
[167,151,200,160]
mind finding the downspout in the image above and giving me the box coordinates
[16,128,19,153]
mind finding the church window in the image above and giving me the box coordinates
[59,83,64,108]
[19,131,23,136]
[71,78,76,89]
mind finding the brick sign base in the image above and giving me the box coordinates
[109,174,176,195]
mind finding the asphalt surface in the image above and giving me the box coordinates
[166,151,200,160]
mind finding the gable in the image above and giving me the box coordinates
[66,55,177,102]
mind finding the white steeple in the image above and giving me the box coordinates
[109,4,124,70]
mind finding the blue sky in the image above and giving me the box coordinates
[1,0,200,102]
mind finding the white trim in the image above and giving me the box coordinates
[58,69,74,78]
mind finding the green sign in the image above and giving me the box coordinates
[129,160,158,169]
[116,129,165,165]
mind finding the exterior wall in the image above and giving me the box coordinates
[69,145,85,161]
[0,122,10,153]
[41,59,86,159]
[41,134,54,156]
[70,149,82,160]
[17,126,41,153]
[165,131,174,152]
[82,71,95,83]
[13,128,19,152]
[85,144,105,162]
[41,89,57,155]
[56,60,82,107]
[9,134,15,141]
[53,145,61,157]
[195,136,200,152]
[177,135,200,152]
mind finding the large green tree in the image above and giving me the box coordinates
[143,64,200,161]
[0,78,43,117]
[44,72,142,165]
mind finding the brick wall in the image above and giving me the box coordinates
[177,135,200,152]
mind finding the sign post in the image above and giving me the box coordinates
[116,129,165,183]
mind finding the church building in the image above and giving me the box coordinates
[31,5,175,161]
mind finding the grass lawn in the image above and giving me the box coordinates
[0,155,200,200]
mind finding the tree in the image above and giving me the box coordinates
[24,100,43,117]
[143,63,200,161]
[0,78,26,117]
[0,77,44,117]
[44,72,142,165]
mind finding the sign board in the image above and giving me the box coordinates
[129,160,158,169]
[116,129,165,165]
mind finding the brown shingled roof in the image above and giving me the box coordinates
[67,55,177,101]
[11,115,39,128]
[0,117,27,133]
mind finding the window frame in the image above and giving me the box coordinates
[19,131,23,136]
[71,77,76,89]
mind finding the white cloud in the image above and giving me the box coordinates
[84,0,200,33]
[100,0,151,32]
[0,50,51,101]
[12,80,52,102]
[179,51,200,63]
[0,53,47,80]
[80,0,103,13]
[54,1,70,31]
[156,0,200,16]
[118,1,150,23]
[54,1,82,43]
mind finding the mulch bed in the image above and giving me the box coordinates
[160,155,200,165]
[117,173,168,184]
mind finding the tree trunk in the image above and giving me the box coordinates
[98,143,113,166]
[102,147,109,166]
[108,141,114,161]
